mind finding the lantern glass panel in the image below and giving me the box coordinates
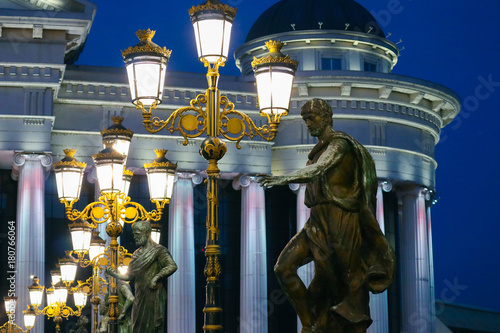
[29,289,43,307]
[55,167,83,202]
[60,263,77,284]
[147,170,174,201]
[55,286,68,304]
[46,290,57,307]
[255,67,294,115]
[23,311,36,329]
[4,297,16,315]
[193,19,232,63]
[73,291,87,307]
[151,230,161,244]
[89,244,105,262]
[95,162,123,194]
[126,57,166,106]
[70,228,92,253]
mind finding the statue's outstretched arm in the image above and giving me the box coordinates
[258,138,349,187]
[106,266,132,281]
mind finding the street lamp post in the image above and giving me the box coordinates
[122,1,298,331]
[51,118,177,333]
[27,274,87,333]
[0,296,36,333]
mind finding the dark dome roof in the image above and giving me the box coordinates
[245,0,385,42]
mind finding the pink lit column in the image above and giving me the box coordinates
[167,173,202,333]
[367,181,392,333]
[289,183,313,333]
[12,153,52,333]
[398,187,434,333]
[233,176,268,333]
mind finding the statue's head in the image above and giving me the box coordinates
[300,98,333,137]
[132,220,152,246]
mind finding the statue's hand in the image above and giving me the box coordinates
[149,276,158,289]
[257,174,287,187]
[117,313,125,321]
[105,267,117,277]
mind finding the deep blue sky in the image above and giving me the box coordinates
[78,1,500,312]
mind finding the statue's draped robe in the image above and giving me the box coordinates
[303,131,395,326]
[128,244,170,333]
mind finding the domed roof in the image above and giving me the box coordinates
[245,0,385,42]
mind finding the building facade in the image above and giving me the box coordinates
[0,0,461,333]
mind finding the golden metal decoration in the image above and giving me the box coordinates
[121,30,172,59]
[251,40,299,68]
[181,114,199,132]
[188,0,237,18]
[53,148,87,169]
[226,117,243,135]
[91,206,105,220]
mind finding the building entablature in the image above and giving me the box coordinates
[235,30,399,76]
[0,0,96,62]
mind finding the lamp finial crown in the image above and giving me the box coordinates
[265,40,284,53]
[154,149,167,158]
[111,116,124,125]
[63,148,76,158]
[136,29,155,42]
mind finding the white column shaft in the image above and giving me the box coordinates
[13,154,51,333]
[399,188,433,333]
[293,184,313,333]
[239,179,267,333]
[368,184,389,333]
[168,177,196,333]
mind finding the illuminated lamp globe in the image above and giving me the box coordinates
[73,288,87,307]
[53,149,86,203]
[69,219,93,254]
[144,149,177,202]
[23,306,36,329]
[4,296,16,315]
[92,141,126,194]
[54,281,68,305]
[28,276,44,308]
[252,40,298,118]
[50,268,62,285]
[151,223,161,244]
[89,231,106,262]
[122,29,171,107]
[46,288,57,307]
[189,0,237,64]
[101,116,134,163]
[58,251,78,286]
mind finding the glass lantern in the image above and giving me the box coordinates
[69,219,93,254]
[144,149,177,202]
[53,149,86,203]
[189,0,237,63]
[122,29,171,107]
[252,40,298,118]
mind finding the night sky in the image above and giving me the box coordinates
[77,0,500,312]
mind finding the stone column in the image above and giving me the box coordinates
[426,197,436,333]
[167,173,202,333]
[398,186,434,333]
[233,176,268,333]
[12,152,52,333]
[289,183,313,333]
[367,181,392,333]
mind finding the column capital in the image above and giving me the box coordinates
[378,180,393,192]
[232,174,259,190]
[175,172,203,185]
[12,152,52,180]
[396,185,430,201]
[289,183,306,194]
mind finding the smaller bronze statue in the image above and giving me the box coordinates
[259,98,395,333]
[99,272,134,333]
[107,220,177,333]
[70,315,89,333]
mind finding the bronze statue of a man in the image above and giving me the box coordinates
[259,98,395,333]
[107,220,177,333]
